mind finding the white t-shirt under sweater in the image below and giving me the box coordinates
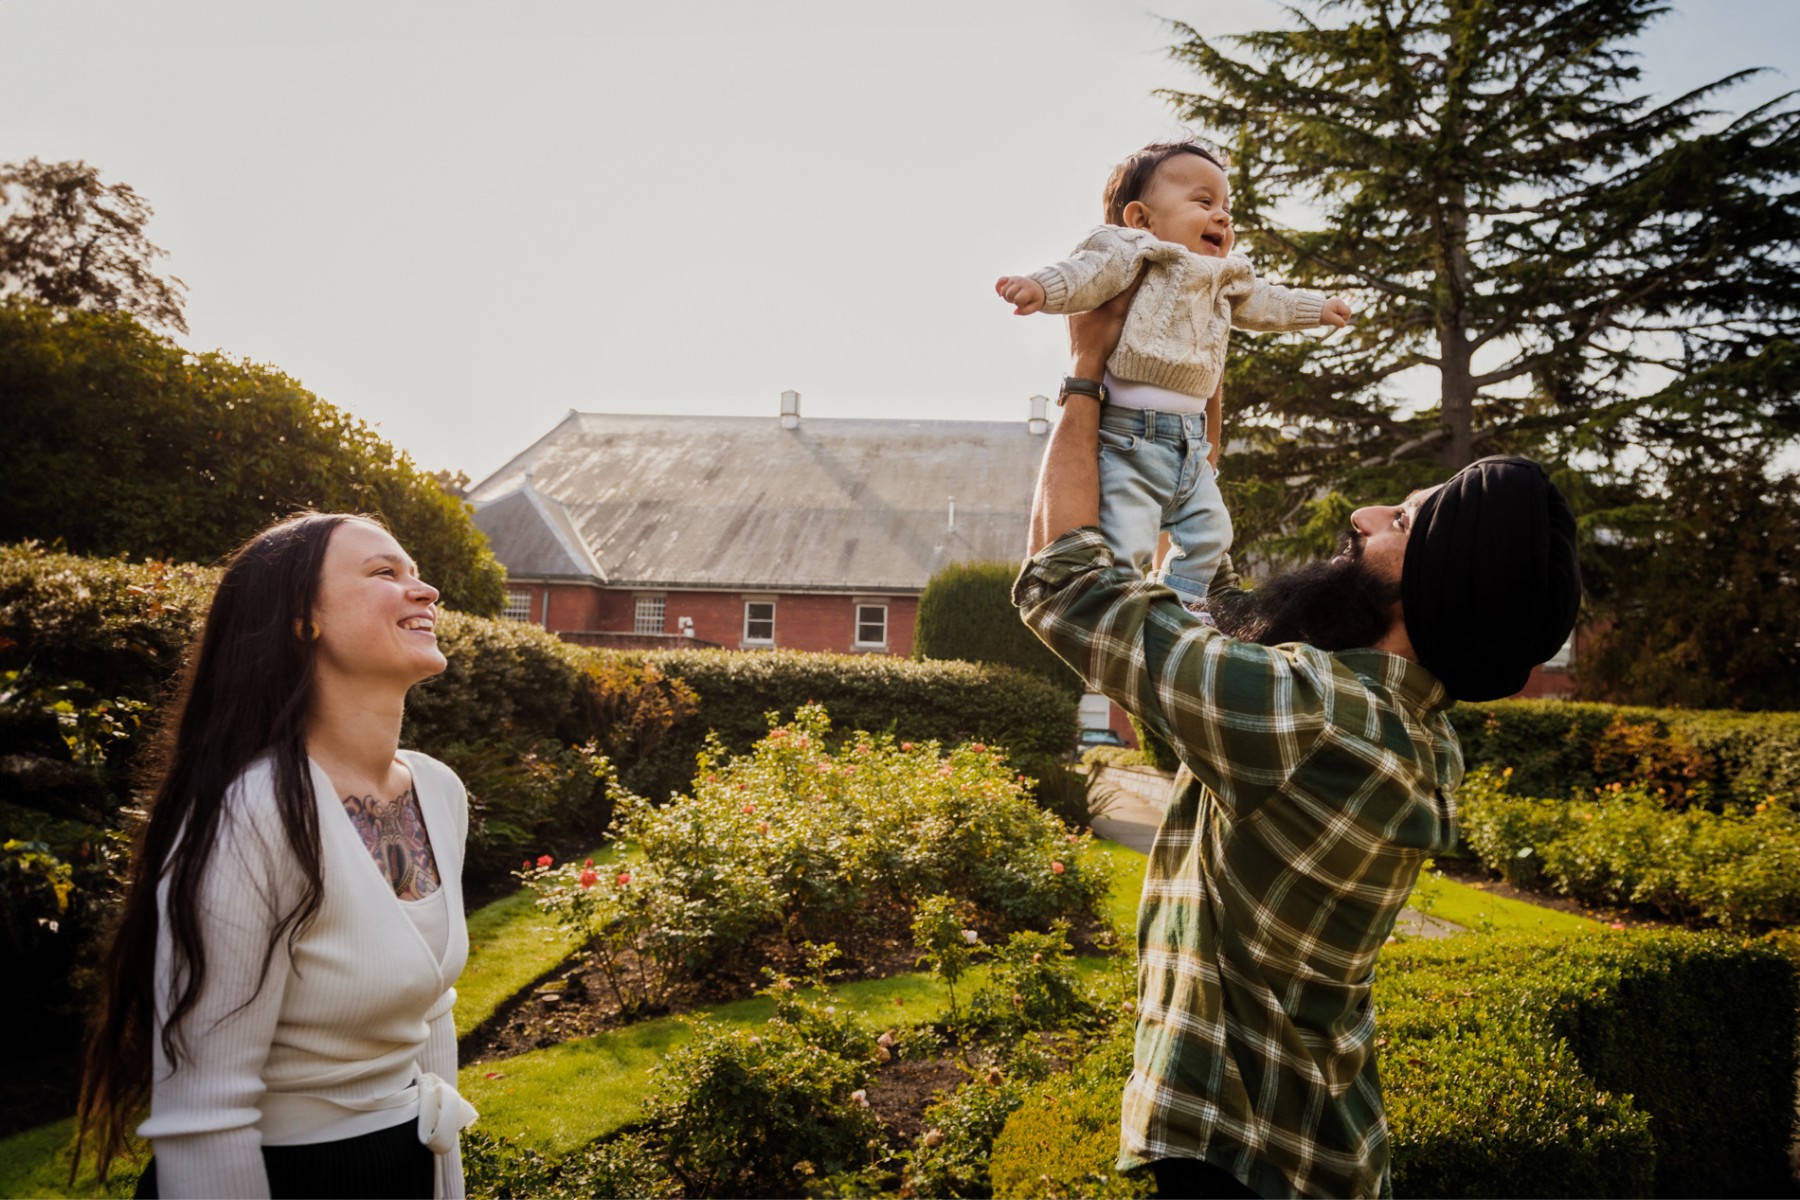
[137,750,475,1200]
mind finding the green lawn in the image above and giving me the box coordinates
[1409,865,1603,935]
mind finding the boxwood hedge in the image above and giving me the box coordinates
[613,647,1077,802]
[1450,699,1800,811]
[991,932,1796,1198]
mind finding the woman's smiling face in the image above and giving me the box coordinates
[310,518,446,688]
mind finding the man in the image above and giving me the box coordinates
[1014,300,1581,1199]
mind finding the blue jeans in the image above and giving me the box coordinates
[1096,406,1230,604]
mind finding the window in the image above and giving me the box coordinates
[633,595,666,636]
[854,602,887,648]
[502,588,533,623]
[743,600,776,645]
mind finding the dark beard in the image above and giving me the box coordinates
[1205,533,1401,651]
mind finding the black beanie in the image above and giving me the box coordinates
[1400,456,1582,702]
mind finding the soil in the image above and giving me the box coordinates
[863,1055,973,1142]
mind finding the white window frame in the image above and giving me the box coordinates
[502,587,533,623]
[633,594,666,636]
[742,598,776,646]
[853,600,888,649]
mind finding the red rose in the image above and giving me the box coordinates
[1051,861,1065,875]
[579,870,598,889]
[536,854,553,868]
[617,872,632,886]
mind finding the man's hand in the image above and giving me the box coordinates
[996,275,1047,316]
[1320,297,1353,328]
[1066,269,1143,378]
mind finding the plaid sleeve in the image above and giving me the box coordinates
[1014,528,1332,817]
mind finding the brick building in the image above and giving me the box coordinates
[469,392,1055,660]
[468,393,1575,721]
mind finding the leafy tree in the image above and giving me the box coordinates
[1579,455,1800,710]
[913,560,1082,695]
[1160,0,1800,557]
[0,158,187,333]
[0,301,506,614]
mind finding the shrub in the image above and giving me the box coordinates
[0,301,506,614]
[644,977,883,1198]
[988,1027,1148,1199]
[461,1129,676,1200]
[528,706,1109,1010]
[1448,699,1800,811]
[990,932,1796,1198]
[1458,768,1800,929]
[1124,714,1181,774]
[616,648,1079,803]
[905,1071,1036,1199]
[431,738,616,883]
[913,559,1084,696]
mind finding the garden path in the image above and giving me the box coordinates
[1087,764,1461,939]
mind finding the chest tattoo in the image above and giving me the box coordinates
[342,786,441,900]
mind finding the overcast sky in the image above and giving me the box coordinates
[2,1,1794,485]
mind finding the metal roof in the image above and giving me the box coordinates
[468,410,1049,592]
[471,477,608,582]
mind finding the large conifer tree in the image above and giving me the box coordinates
[1167,0,1800,560]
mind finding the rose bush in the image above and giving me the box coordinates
[526,704,1109,1012]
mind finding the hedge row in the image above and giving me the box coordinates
[613,647,1077,802]
[1458,768,1800,928]
[990,932,1797,1198]
[1449,698,1800,810]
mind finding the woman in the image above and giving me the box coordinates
[76,512,478,1199]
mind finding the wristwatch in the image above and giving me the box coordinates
[1058,376,1106,406]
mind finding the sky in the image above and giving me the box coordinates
[2,1,1795,486]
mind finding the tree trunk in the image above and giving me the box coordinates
[1436,200,1477,468]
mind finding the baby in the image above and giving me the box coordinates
[997,140,1351,606]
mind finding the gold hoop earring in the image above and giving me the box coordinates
[292,619,321,641]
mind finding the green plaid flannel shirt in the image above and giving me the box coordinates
[1014,528,1462,1199]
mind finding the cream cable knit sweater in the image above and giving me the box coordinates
[137,751,473,1199]
[1030,225,1326,398]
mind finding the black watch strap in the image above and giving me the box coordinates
[1058,376,1106,406]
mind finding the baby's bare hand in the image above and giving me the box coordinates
[1321,297,1354,328]
[996,275,1046,316]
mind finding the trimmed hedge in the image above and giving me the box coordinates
[1449,699,1800,810]
[991,932,1796,1198]
[1458,769,1800,929]
[913,559,1084,696]
[615,647,1079,802]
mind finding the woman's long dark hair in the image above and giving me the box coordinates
[75,512,365,1182]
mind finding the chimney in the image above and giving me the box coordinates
[780,389,801,430]
[1028,394,1049,435]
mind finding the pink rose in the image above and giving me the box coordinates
[579,869,598,889]
[617,872,633,886]
[536,854,554,868]
[1051,861,1065,875]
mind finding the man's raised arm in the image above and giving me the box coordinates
[1027,283,1136,555]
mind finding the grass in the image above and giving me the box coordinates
[456,845,620,1038]
[0,1119,139,1200]
[1409,865,1603,935]
[462,970,965,1154]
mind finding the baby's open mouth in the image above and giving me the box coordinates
[1202,232,1225,248]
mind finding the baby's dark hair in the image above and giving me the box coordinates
[1103,140,1228,226]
